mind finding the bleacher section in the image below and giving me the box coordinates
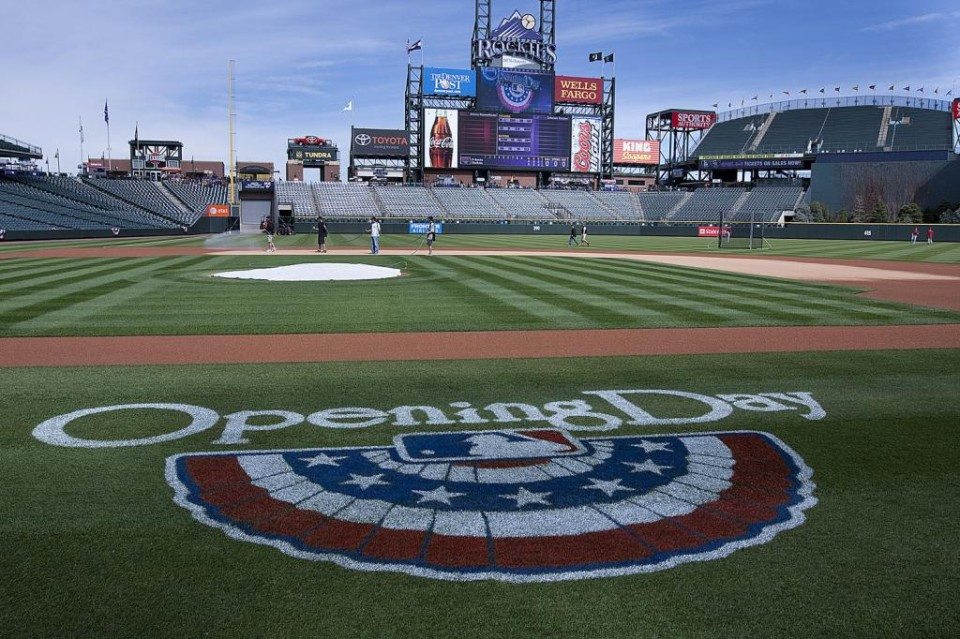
[700,104,953,157]
[886,107,953,151]
[432,188,503,219]
[730,186,804,222]
[373,185,443,219]
[485,188,551,220]
[275,182,317,217]
[312,183,380,219]
[540,190,613,221]
[165,181,228,215]
[634,192,685,220]
[592,190,643,221]
[84,178,196,225]
[664,188,746,221]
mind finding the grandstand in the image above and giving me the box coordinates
[485,188,552,220]
[431,187,504,220]
[84,179,198,225]
[275,182,318,217]
[592,190,644,221]
[165,181,229,216]
[373,184,442,219]
[312,183,379,219]
[540,189,614,221]
[664,188,746,222]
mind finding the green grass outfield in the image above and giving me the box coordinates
[1,251,957,337]
[3,232,960,262]
[2,350,958,637]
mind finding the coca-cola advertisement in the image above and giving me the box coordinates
[669,111,717,130]
[570,117,601,173]
[424,109,459,169]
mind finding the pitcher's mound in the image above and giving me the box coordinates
[214,263,402,282]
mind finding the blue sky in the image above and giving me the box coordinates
[3,0,957,175]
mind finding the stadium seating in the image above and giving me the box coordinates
[84,178,196,224]
[275,182,318,218]
[373,185,442,219]
[885,107,953,151]
[815,106,884,153]
[484,188,554,220]
[165,181,229,215]
[753,109,830,153]
[665,188,746,221]
[635,192,685,220]
[313,183,380,219]
[693,115,769,156]
[592,190,644,221]
[539,190,613,221]
[432,187,503,219]
[729,185,804,222]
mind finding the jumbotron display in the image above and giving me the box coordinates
[458,111,571,170]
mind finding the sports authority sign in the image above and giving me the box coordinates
[670,111,717,130]
[614,139,661,165]
[34,387,823,582]
[556,76,602,105]
[571,117,601,173]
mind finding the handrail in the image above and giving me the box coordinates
[717,94,953,123]
[0,132,43,156]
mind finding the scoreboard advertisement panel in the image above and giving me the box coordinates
[570,117,601,173]
[423,68,476,98]
[458,111,571,171]
[614,139,661,165]
[476,67,555,115]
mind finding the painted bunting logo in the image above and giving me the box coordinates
[167,429,815,582]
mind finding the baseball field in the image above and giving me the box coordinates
[2,232,958,637]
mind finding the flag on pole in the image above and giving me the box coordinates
[800,89,808,95]
[903,86,910,91]
[819,88,825,94]
[54,149,59,159]
[946,89,953,96]
[406,39,422,54]
[342,101,354,112]
[711,103,719,108]
[888,85,895,91]
[603,53,615,63]
[134,123,139,148]
[852,85,859,92]
[834,87,840,93]
[104,100,109,124]
[917,87,924,93]
[589,52,603,62]
[933,88,939,94]
[783,91,790,96]
[869,85,876,91]
[751,96,758,101]
[79,119,84,143]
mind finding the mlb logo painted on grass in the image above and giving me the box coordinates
[168,429,816,582]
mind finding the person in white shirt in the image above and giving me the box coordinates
[426,216,437,255]
[369,217,381,254]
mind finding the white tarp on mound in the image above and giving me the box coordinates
[214,263,402,282]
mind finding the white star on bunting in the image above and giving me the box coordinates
[502,487,551,508]
[584,478,634,498]
[300,453,347,468]
[623,460,671,475]
[341,473,390,491]
[632,440,672,454]
[412,486,465,505]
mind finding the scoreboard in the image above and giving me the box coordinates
[458,111,571,171]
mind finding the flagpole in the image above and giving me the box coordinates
[56,149,60,175]
[78,116,84,174]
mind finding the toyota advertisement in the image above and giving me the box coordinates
[570,117,601,173]
[476,67,555,115]
[670,111,717,130]
[458,111,571,171]
[555,76,602,105]
[423,68,476,98]
[614,139,661,165]
[350,128,410,158]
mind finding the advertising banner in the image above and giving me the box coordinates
[424,109,459,170]
[288,147,339,165]
[458,111,571,171]
[697,225,731,238]
[205,204,230,218]
[670,111,717,130]
[555,76,603,105]
[476,68,555,115]
[423,68,476,97]
[614,139,660,165]
[699,155,804,170]
[409,222,444,235]
[953,98,960,120]
[351,128,410,158]
[570,117,601,173]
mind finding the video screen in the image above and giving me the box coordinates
[475,68,554,115]
[458,111,571,171]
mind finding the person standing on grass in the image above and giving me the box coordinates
[580,223,590,247]
[910,226,919,244]
[369,216,381,254]
[265,231,277,253]
[316,217,328,253]
[426,216,437,256]
[568,223,579,247]
[927,226,934,245]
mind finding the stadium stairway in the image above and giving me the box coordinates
[151,181,194,221]
[877,106,893,148]
[669,192,693,217]
[748,112,778,151]
[729,189,752,216]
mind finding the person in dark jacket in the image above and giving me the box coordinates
[316,217,328,253]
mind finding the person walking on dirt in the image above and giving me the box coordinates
[927,226,934,245]
[580,224,590,247]
[316,217,328,253]
[568,224,579,247]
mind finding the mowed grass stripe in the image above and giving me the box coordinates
[0,258,136,294]
[414,259,546,328]
[465,256,651,327]
[0,258,118,285]
[424,257,588,324]
[10,257,213,332]
[586,258,910,322]
[578,256,838,325]
[0,258,184,323]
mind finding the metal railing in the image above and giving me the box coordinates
[717,94,953,123]
[0,132,43,156]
